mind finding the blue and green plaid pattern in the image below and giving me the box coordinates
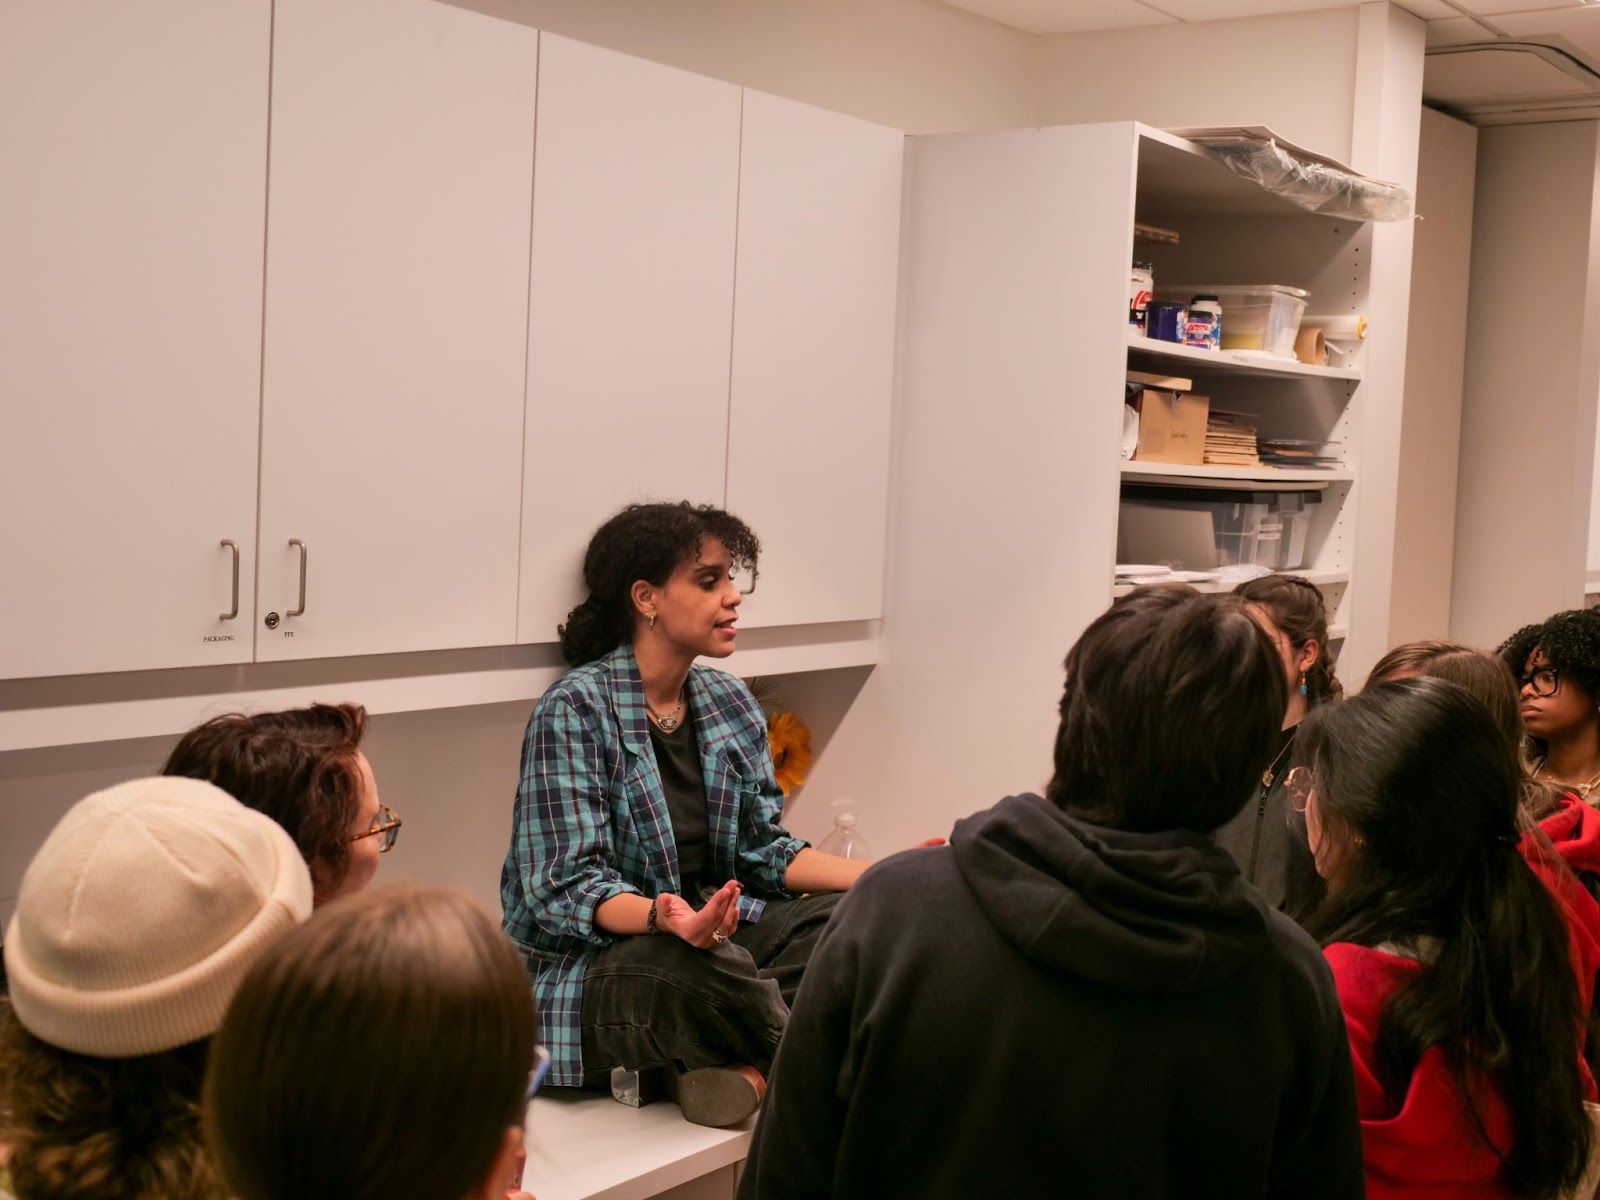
[500,644,807,1085]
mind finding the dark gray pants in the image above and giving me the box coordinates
[577,891,841,1089]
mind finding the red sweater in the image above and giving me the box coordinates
[1520,795,1600,1023]
[1326,944,1517,1200]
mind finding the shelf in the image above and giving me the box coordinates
[1328,623,1349,641]
[1121,461,1354,489]
[1113,569,1350,599]
[1134,126,1359,221]
[1126,331,1362,381]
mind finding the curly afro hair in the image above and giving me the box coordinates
[1498,608,1600,710]
[559,502,760,666]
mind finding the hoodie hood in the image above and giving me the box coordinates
[1539,794,1600,877]
[951,793,1270,993]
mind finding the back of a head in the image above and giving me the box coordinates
[0,777,313,1200]
[1365,642,1523,756]
[1046,587,1285,833]
[1300,678,1522,913]
[161,703,368,903]
[205,883,537,1200]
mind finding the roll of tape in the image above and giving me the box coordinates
[1294,327,1327,366]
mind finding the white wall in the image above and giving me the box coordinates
[1389,106,1476,646]
[443,0,1042,134]
[1035,7,1362,162]
[1451,121,1600,648]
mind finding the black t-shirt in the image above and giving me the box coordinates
[649,706,712,896]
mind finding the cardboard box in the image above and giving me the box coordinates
[1132,388,1209,466]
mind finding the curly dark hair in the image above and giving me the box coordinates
[0,1002,218,1200]
[1232,574,1343,704]
[1498,608,1600,710]
[559,502,760,666]
[161,704,369,905]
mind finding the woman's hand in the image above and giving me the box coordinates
[655,880,741,949]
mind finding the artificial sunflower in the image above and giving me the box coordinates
[767,709,813,799]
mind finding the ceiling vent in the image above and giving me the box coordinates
[1425,38,1600,126]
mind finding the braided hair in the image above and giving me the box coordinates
[1233,574,1343,704]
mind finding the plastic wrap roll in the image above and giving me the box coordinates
[1302,314,1366,340]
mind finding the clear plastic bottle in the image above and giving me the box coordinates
[817,802,873,860]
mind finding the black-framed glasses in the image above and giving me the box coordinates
[1520,667,1561,698]
[1285,765,1315,814]
[349,803,402,853]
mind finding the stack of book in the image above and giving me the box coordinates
[1258,437,1343,470]
[1204,411,1260,467]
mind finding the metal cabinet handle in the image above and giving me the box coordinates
[219,539,240,621]
[287,539,307,618]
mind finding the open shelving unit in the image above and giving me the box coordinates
[1114,126,1369,650]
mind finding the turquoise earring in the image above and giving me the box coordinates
[1299,672,1308,698]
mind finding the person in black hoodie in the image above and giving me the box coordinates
[739,586,1364,1200]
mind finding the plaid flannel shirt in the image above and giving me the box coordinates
[500,644,808,1085]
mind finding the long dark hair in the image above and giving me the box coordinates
[558,501,760,666]
[0,1005,217,1200]
[162,703,369,905]
[1233,574,1342,704]
[204,884,537,1200]
[1301,678,1591,1196]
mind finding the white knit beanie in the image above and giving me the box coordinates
[3,775,314,1057]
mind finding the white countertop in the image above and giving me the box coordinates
[523,1091,752,1200]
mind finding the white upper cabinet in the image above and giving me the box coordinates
[256,0,538,661]
[518,36,741,645]
[0,1,270,679]
[725,92,904,629]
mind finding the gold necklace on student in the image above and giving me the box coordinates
[646,693,685,732]
[1261,737,1295,791]
[1534,757,1600,801]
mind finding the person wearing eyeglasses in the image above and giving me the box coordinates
[501,503,893,1130]
[741,588,1364,1200]
[204,882,541,1200]
[1291,678,1598,1200]
[1500,608,1600,806]
[161,703,399,906]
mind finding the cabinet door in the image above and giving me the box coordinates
[256,0,538,661]
[518,37,740,644]
[0,1,269,679]
[725,93,904,628]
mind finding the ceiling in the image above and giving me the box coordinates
[939,0,1600,124]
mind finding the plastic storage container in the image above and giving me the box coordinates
[1162,285,1308,359]
[1118,488,1318,571]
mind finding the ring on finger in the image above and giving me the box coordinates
[710,930,729,945]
